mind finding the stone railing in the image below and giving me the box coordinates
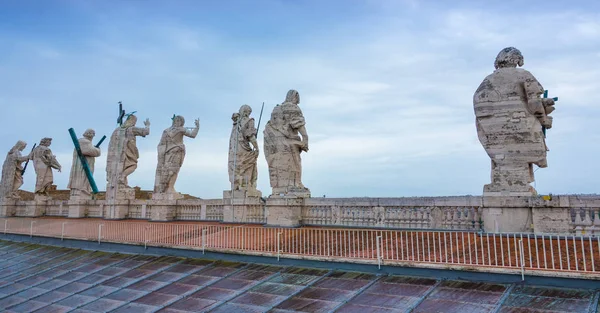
[2,194,600,234]
[302,197,482,230]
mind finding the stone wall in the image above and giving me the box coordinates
[1,194,599,235]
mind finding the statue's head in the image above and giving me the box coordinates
[494,47,524,69]
[14,140,26,152]
[231,112,240,123]
[83,129,95,140]
[239,105,252,118]
[284,89,300,105]
[123,114,137,128]
[40,137,52,147]
[172,115,185,127]
[270,105,283,124]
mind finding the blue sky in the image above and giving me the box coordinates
[1,0,599,199]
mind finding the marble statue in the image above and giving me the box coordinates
[473,47,556,195]
[31,138,62,195]
[228,105,260,195]
[106,114,150,197]
[264,89,310,197]
[153,115,199,196]
[67,129,101,198]
[0,141,30,199]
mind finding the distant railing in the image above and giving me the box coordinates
[302,205,482,230]
[571,207,600,235]
[1,217,598,279]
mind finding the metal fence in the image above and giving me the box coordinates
[1,217,598,279]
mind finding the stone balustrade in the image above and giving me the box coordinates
[2,194,600,234]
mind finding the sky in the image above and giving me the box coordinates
[0,0,599,199]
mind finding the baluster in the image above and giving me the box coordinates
[574,208,584,235]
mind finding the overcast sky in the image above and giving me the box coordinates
[1,0,599,199]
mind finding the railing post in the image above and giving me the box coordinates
[144,226,149,249]
[30,221,36,238]
[277,232,282,261]
[519,239,525,281]
[202,228,207,254]
[376,235,382,269]
[61,222,67,241]
[98,224,104,244]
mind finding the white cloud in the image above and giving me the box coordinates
[1,2,599,198]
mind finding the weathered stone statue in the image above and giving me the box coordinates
[264,89,310,197]
[67,129,101,199]
[0,141,30,199]
[153,115,199,197]
[474,47,556,195]
[228,105,260,196]
[106,114,150,199]
[31,138,62,195]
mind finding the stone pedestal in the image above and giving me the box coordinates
[150,193,183,221]
[23,195,49,217]
[0,199,17,217]
[68,196,88,218]
[532,207,571,234]
[223,190,263,223]
[481,207,532,233]
[266,197,305,227]
[105,187,135,220]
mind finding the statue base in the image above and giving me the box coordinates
[0,198,17,217]
[22,195,49,217]
[68,196,89,218]
[223,190,264,223]
[265,196,305,227]
[150,193,184,221]
[104,186,135,219]
[271,187,311,198]
[481,196,533,233]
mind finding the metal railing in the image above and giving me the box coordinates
[1,217,598,278]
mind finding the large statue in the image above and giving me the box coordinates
[0,141,30,199]
[153,115,199,196]
[228,105,260,194]
[106,114,150,195]
[473,47,556,195]
[264,89,310,197]
[31,138,62,195]
[67,129,101,198]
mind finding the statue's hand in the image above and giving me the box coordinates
[144,118,151,127]
[253,148,260,157]
[195,118,200,128]
[302,142,309,152]
[543,116,553,129]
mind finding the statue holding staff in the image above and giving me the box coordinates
[0,141,31,199]
[228,105,260,194]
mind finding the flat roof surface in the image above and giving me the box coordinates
[0,240,597,313]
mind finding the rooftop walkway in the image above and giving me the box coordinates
[0,240,598,313]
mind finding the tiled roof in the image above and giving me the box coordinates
[0,240,597,313]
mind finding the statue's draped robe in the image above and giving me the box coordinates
[67,137,101,196]
[0,149,27,199]
[228,116,258,189]
[106,125,149,190]
[473,67,548,190]
[154,127,187,194]
[31,146,60,194]
[264,103,306,194]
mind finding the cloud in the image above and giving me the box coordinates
[1,1,599,198]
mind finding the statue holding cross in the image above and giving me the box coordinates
[106,103,150,201]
